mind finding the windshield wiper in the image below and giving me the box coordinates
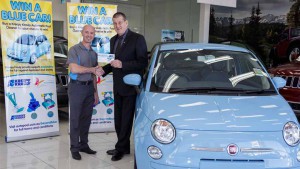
[168,87,276,95]
[168,87,245,93]
[243,89,276,94]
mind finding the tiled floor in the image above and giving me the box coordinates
[0,96,135,169]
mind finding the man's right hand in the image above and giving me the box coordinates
[94,66,105,77]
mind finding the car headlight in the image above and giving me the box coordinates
[283,121,300,146]
[151,119,175,144]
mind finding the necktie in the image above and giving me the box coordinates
[115,36,123,55]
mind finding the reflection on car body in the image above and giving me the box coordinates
[7,34,51,64]
[123,43,300,169]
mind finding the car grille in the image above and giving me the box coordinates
[289,102,300,112]
[201,159,264,163]
[277,75,300,88]
[57,75,69,86]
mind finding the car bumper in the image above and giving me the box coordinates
[135,125,300,169]
[7,54,25,62]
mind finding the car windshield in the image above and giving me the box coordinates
[150,49,276,95]
[16,34,36,45]
[54,41,68,56]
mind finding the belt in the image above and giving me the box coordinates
[70,79,93,85]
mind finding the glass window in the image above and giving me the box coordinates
[16,34,36,45]
[150,49,275,95]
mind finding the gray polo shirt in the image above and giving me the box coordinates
[67,42,98,81]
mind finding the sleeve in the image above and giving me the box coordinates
[102,63,112,77]
[66,46,78,65]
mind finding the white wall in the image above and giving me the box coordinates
[145,0,200,48]
[49,0,68,38]
[49,0,200,50]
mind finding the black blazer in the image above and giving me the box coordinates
[103,29,148,96]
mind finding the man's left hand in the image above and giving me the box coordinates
[110,59,122,68]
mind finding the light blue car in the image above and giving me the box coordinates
[124,43,300,169]
[7,34,51,64]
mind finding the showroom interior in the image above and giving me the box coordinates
[0,0,300,169]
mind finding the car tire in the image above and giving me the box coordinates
[287,45,300,62]
[29,54,37,64]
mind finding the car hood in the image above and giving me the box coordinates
[142,93,296,131]
[269,62,300,76]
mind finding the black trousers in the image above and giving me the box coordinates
[68,82,94,152]
[114,92,136,153]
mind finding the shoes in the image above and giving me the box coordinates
[71,152,81,160]
[111,151,124,161]
[106,149,130,155]
[80,147,97,154]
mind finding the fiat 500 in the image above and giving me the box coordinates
[7,34,51,64]
[124,43,300,169]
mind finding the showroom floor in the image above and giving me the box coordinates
[0,95,135,169]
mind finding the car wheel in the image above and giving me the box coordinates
[29,54,37,64]
[288,45,300,62]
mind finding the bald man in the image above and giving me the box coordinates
[67,25,102,160]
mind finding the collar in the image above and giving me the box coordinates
[79,42,93,51]
[117,29,129,40]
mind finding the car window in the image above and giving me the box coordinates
[291,28,300,38]
[36,36,43,44]
[16,34,36,45]
[150,49,274,94]
[54,41,68,56]
[42,35,48,41]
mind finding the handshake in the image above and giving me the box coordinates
[93,66,105,77]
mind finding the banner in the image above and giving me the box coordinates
[161,29,185,42]
[67,3,117,132]
[0,0,59,142]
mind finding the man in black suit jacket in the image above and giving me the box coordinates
[102,12,148,161]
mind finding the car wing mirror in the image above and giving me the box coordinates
[272,77,286,89]
[123,74,142,94]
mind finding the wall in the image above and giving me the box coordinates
[50,0,200,50]
[45,0,68,38]
[145,0,200,48]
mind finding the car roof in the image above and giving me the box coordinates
[158,43,250,53]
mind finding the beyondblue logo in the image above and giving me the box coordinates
[10,114,25,120]
[8,79,30,87]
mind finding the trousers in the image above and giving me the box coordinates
[68,82,94,152]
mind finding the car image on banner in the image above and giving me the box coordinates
[123,43,300,169]
[0,36,69,109]
[7,34,51,64]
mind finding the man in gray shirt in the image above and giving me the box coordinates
[67,25,103,160]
